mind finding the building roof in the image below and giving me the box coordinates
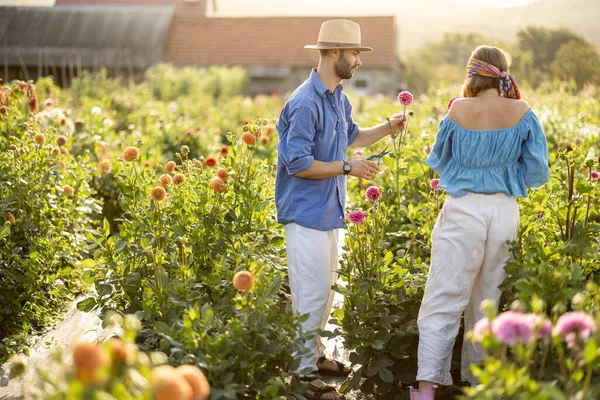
[164,15,397,69]
[0,5,174,68]
[1,1,397,71]
[54,0,207,16]
[0,0,54,5]
[53,2,397,69]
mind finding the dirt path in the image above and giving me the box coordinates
[0,293,367,399]
[0,300,118,400]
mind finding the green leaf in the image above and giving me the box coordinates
[0,223,10,240]
[379,367,394,383]
[226,131,236,144]
[371,340,385,350]
[366,362,380,377]
[339,380,349,393]
[80,259,96,269]
[270,236,284,246]
[22,347,30,357]
[201,304,214,324]
[383,251,394,267]
[407,170,423,179]
[103,218,110,239]
[584,338,597,364]
[76,297,97,312]
[382,156,395,169]
[410,279,426,288]
[264,274,282,298]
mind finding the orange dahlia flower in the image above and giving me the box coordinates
[151,186,167,201]
[232,270,254,291]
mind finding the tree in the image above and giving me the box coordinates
[403,32,494,94]
[516,26,587,86]
[551,40,600,89]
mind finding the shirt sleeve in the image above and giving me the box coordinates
[522,111,550,187]
[277,104,317,176]
[344,97,360,145]
[426,118,453,175]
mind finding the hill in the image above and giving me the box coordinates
[398,0,600,53]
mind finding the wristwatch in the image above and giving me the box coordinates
[343,160,352,175]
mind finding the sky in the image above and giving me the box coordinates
[207,0,542,16]
[0,0,541,9]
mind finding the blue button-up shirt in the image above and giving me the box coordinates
[275,69,360,231]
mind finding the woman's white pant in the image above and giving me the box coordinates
[417,193,519,385]
[285,223,343,373]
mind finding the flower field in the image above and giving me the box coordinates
[1,67,599,399]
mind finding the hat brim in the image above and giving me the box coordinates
[304,44,373,52]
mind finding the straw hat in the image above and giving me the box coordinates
[304,19,373,52]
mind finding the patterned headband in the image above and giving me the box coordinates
[466,58,521,99]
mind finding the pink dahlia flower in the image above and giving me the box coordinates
[397,91,414,106]
[348,210,366,224]
[522,314,553,339]
[554,311,597,348]
[491,311,535,346]
[471,317,491,341]
[365,186,382,202]
[430,178,440,191]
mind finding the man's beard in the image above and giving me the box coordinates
[335,56,355,80]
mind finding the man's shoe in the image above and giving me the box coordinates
[316,356,351,377]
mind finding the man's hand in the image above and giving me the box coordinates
[388,114,408,135]
[348,157,379,180]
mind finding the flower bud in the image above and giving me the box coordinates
[571,293,586,308]
[124,314,142,332]
[510,299,525,313]
[480,299,497,320]
[9,355,27,378]
[586,281,598,292]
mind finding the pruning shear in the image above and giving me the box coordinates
[366,147,392,165]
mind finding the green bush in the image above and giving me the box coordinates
[0,82,100,361]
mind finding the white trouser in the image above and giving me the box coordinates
[285,222,343,373]
[417,193,519,385]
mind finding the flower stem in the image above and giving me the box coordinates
[537,341,550,380]
[500,344,507,370]
[585,167,591,227]
[582,364,593,398]
[556,341,570,391]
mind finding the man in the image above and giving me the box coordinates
[275,19,407,399]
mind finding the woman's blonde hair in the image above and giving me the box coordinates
[462,45,512,98]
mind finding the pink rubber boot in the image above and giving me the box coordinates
[409,386,437,400]
[409,387,421,400]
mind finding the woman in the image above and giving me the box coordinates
[414,45,550,398]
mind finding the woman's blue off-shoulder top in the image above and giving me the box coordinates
[426,108,550,197]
